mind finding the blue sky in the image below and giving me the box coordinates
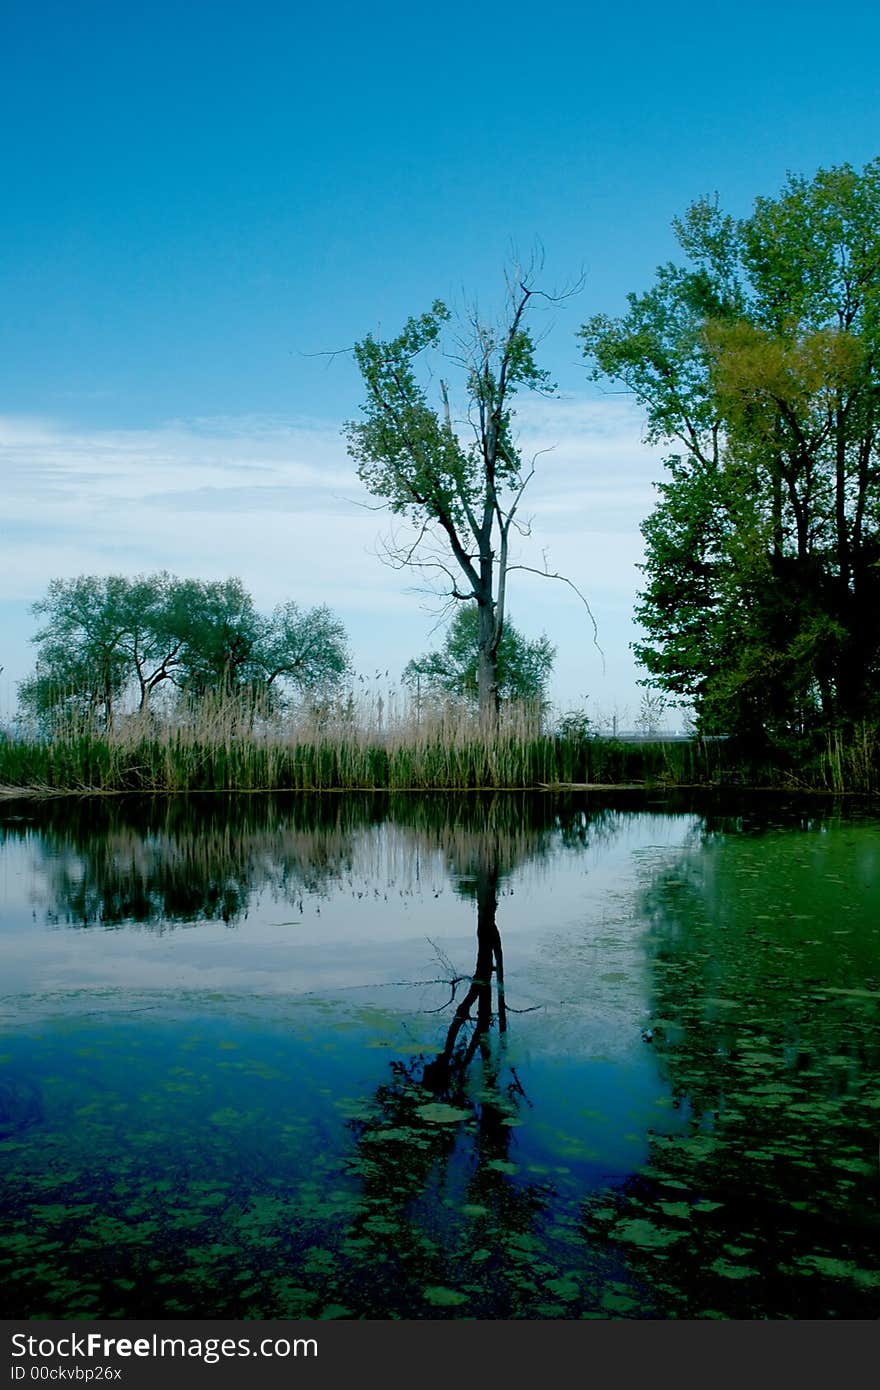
[3,0,879,722]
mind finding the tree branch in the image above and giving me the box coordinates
[506,561,605,671]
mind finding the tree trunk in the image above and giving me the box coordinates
[476,599,499,731]
[834,402,850,593]
[428,855,502,1083]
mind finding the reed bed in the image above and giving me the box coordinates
[4,690,876,794]
[816,724,880,795]
[0,690,725,793]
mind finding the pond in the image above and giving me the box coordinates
[0,790,878,1319]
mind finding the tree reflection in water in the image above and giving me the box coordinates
[337,805,601,1317]
[9,788,602,928]
[577,804,880,1318]
[5,792,877,1315]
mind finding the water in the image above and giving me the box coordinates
[0,791,878,1319]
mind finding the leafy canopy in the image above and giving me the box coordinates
[19,573,350,728]
[345,298,553,529]
[403,606,555,708]
[344,273,561,724]
[580,157,880,738]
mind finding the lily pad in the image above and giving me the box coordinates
[423,1286,468,1307]
[415,1103,470,1124]
[613,1219,683,1249]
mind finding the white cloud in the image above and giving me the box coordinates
[0,397,673,721]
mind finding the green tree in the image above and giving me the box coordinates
[173,585,351,705]
[257,600,350,700]
[21,576,134,729]
[580,158,880,740]
[170,577,264,699]
[346,272,574,727]
[119,572,190,711]
[20,574,350,726]
[403,606,555,710]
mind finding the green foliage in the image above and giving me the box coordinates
[18,574,350,729]
[581,158,880,740]
[21,575,142,730]
[345,275,558,722]
[261,601,350,695]
[345,302,468,524]
[169,577,263,699]
[403,607,555,709]
[346,297,552,525]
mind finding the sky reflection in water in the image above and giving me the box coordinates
[0,792,878,1318]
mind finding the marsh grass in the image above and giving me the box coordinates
[817,724,880,795]
[0,690,725,793]
[4,690,875,793]
[719,724,880,796]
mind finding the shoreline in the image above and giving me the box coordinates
[1,781,876,800]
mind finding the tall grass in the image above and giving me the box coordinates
[0,689,729,793]
[816,724,880,795]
